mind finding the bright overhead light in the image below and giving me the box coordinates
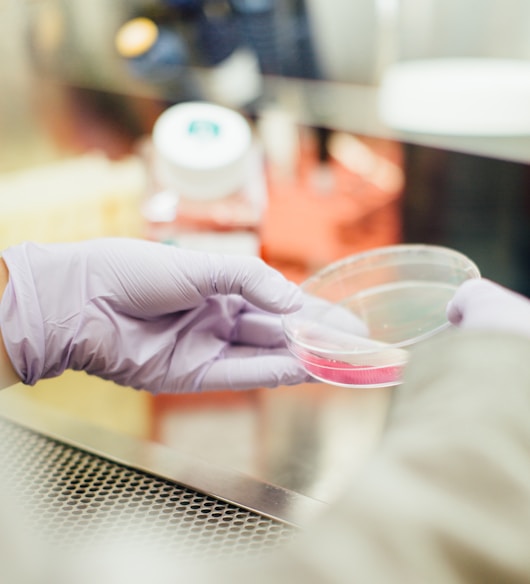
[378,58,530,136]
[115,17,159,58]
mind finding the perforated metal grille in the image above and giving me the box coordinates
[0,416,296,559]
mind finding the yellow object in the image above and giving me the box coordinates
[115,17,159,58]
[13,371,153,440]
[0,153,146,249]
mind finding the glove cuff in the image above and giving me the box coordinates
[0,244,48,385]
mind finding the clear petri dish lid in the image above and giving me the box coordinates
[283,244,480,388]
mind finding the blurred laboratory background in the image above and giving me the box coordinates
[0,0,529,522]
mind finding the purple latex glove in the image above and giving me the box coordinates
[0,238,311,393]
[447,278,530,339]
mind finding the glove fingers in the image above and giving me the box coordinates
[446,278,482,324]
[447,278,512,325]
[200,347,311,391]
[94,239,302,316]
[302,293,370,337]
[447,277,530,337]
[192,254,303,314]
[232,311,286,348]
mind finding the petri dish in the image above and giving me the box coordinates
[282,244,480,388]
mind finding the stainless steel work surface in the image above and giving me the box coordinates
[0,375,391,509]
[0,392,327,530]
[0,415,298,559]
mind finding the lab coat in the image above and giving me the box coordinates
[209,330,530,584]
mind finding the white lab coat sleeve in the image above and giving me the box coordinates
[213,331,530,584]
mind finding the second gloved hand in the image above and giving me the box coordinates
[0,238,311,393]
[447,278,530,339]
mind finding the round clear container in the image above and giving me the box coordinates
[282,244,481,388]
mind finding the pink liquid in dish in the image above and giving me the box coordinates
[299,351,403,387]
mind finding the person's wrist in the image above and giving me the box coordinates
[0,256,22,388]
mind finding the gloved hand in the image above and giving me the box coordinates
[447,278,530,339]
[0,238,311,393]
